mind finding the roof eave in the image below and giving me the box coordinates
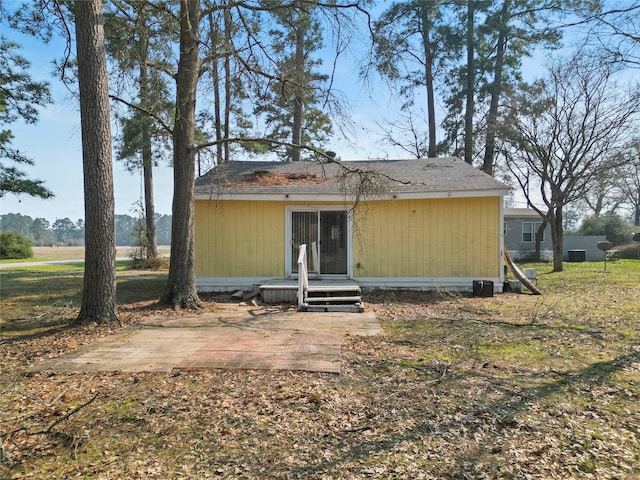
[194,188,509,202]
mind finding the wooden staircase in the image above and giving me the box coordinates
[303,284,364,313]
[297,244,364,313]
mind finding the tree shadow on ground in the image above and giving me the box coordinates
[0,322,77,344]
[281,349,640,478]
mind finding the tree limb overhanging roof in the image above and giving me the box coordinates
[195,157,510,199]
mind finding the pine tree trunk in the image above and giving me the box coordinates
[208,11,224,165]
[213,57,224,164]
[140,56,159,260]
[224,4,232,164]
[291,0,306,162]
[464,0,475,165]
[142,150,158,259]
[75,0,119,324]
[419,3,437,158]
[161,0,203,309]
[483,0,511,176]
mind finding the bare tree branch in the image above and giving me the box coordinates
[499,50,640,270]
[109,94,174,135]
[8,393,98,438]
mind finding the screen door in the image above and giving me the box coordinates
[291,210,347,275]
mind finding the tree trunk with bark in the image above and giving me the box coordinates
[208,11,224,165]
[534,219,547,258]
[291,0,306,162]
[464,0,475,165]
[419,2,437,158]
[139,56,159,260]
[142,147,158,259]
[482,0,511,175]
[213,58,223,165]
[224,3,231,164]
[161,0,203,309]
[550,206,564,272]
[75,0,119,324]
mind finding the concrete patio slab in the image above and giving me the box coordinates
[31,307,382,374]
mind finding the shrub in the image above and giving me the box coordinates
[615,243,640,259]
[578,214,635,246]
[130,256,169,270]
[0,231,34,259]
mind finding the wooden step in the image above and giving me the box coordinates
[295,280,364,312]
[305,288,360,295]
[306,285,361,293]
[305,296,362,303]
[306,305,364,313]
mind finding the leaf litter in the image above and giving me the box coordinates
[1,277,639,479]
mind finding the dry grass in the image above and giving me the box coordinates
[31,246,87,261]
[22,246,171,262]
[1,260,639,479]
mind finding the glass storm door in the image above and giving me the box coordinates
[291,210,348,275]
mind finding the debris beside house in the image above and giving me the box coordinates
[503,249,542,295]
[229,171,328,186]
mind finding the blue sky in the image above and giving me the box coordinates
[1,3,567,224]
[1,23,174,223]
[1,12,393,224]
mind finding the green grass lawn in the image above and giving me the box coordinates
[0,262,167,337]
[1,259,145,271]
[0,257,59,264]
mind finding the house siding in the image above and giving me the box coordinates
[352,197,501,279]
[195,200,286,278]
[196,196,501,281]
[503,215,553,258]
[195,200,352,279]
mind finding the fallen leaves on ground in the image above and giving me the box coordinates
[1,288,639,479]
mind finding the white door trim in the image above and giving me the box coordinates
[285,206,353,278]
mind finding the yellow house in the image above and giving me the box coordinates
[194,157,509,296]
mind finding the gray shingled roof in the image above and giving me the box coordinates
[195,157,509,198]
[504,208,544,218]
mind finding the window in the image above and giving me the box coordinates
[523,221,545,243]
[522,222,533,242]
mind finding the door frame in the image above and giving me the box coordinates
[285,205,353,278]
